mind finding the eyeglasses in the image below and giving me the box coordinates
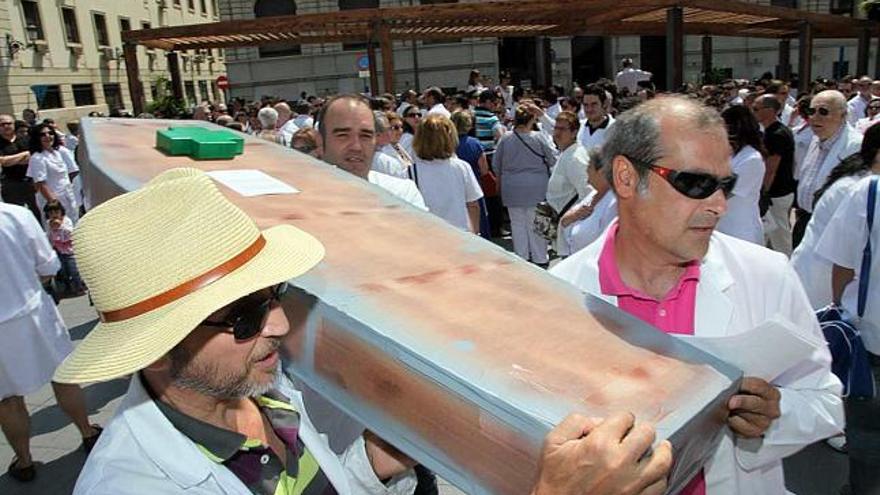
[635,160,738,200]
[0,122,13,126]
[391,125,404,130]
[39,131,54,136]
[804,107,832,117]
[201,282,289,340]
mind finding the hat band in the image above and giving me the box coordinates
[98,235,267,323]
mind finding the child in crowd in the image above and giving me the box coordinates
[43,201,85,297]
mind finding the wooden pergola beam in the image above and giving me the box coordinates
[798,22,813,94]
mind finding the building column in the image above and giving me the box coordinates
[777,39,791,81]
[798,22,813,95]
[701,35,712,83]
[666,7,683,91]
[123,43,145,116]
[167,51,184,101]
[379,23,395,94]
[858,28,870,77]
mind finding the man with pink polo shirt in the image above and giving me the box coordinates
[550,96,844,494]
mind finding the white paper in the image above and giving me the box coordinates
[207,169,299,197]
[676,316,822,381]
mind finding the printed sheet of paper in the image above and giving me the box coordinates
[207,169,299,197]
[676,316,821,381]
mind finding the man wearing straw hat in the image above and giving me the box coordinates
[56,168,671,495]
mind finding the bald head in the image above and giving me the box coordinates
[274,102,291,125]
[810,90,847,140]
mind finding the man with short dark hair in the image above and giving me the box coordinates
[752,94,796,255]
[614,58,652,95]
[0,114,38,219]
[422,87,450,119]
[576,84,614,150]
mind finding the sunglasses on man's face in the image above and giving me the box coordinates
[645,162,738,200]
[201,282,289,341]
[804,106,832,117]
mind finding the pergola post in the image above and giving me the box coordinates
[367,35,379,96]
[379,23,395,94]
[798,22,813,95]
[123,42,145,116]
[876,33,880,79]
[666,6,683,91]
[701,35,712,84]
[858,28,870,77]
[166,52,184,101]
[777,39,791,81]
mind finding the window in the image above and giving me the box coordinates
[60,7,81,44]
[93,12,110,47]
[142,21,152,30]
[21,1,45,40]
[830,0,854,15]
[72,84,96,106]
[212,0,219,17]
[172,0,181,7]
[200,0,207,15]
[31,85,62,109]
[187,0,195,11]
[184,81,196,103]
[339,0,377,51]
[254,0,300,57]
[119,17,131,33]
[198,80,209,102]
[103,83,123,111]
[150,84,158,101]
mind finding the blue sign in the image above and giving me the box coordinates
[356,54,370,71]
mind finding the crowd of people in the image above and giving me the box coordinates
[1,58,880,495]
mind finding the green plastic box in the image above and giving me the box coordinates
[156,126,245,160]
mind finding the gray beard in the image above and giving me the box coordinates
[168,343,277,400]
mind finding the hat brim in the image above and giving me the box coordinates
[53,224,325,384]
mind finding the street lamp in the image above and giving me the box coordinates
[24,24,39,44]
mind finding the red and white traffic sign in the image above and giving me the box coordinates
[216,75,229,90]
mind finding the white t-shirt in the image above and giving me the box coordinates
[367,171,427,211]
[815,175,880,354]
[278,119,300,146]
[427,103,451,119]
[411,157,483,231]
[371,152,408,179]
[27,148,77,193]
[546,144,590,213]
[563,192,618,256]
[615,68,652,93]
[716,145,765,245]
[577,115,614,151]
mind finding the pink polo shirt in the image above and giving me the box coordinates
[598,222,706,495]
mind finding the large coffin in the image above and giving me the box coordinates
[78,119,741,495]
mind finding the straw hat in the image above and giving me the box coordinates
[53,168,325,384]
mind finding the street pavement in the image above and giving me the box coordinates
[1,292,847,494]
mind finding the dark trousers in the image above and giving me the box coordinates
[847,354,880,495]
[1,178,40,220]
[792,208,811,251]
[413,465,438,495]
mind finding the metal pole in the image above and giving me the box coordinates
[409,0,420,91]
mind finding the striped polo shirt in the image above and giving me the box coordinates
[473,106,501,154]
[155,389,336,495]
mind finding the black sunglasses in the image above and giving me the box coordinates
[804,107,832,117]
[201,282,289,340]
[642,162,738,200]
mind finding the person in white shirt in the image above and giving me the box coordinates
[815,172,880,494]
[847,76,873,125]
[465,69,486,94]
[26,123,79,225]
[0,202,101,482]
[291,101,314,129]
[422,87,451,119]
[410,115,483,232]
[614,58,652,95]
[543,111,590,255]
[550,95,843,495]
[371,111,408,179]
[855,97,880,134]
[790,124,880,308]
[717,105,765,245]
[794,91,863,248]
[577,84,614,150]
[558,148,617,256]
[396,90,418,117]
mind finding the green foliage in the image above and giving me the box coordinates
[145,76,186,118]
[702,67,729,85]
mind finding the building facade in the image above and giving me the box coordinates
[219,0,873,100]
[0,0,227,126]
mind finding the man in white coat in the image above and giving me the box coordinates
[550,96,844,495]
[793,90,862,249]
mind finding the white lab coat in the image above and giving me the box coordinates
[796,124,862,213]
[549,227,844,495]
[790,174,866,309]
[717,146,765,245]
[73,372,416,495]
[815,175,880,354]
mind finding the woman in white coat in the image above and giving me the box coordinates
[717,106,765,245]
[26,123,79,225]
[791,124,880,308]
[559,148,617,255]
